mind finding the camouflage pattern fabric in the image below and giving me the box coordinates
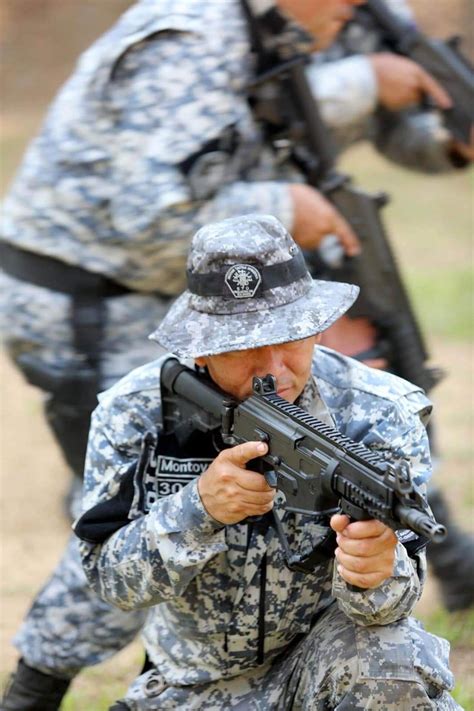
[113,605,458,709]
[151,215,359,358]
[311,0,459,171]
[77,347,458,707]
[1,0,296,296]
[0,0,461,684]
[12,536,147,679]
[0,274,167,390]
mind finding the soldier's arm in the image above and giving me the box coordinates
[306,54,379,146]
[307,54,466,173]
[369,108,471,173]
[76,377,228,611]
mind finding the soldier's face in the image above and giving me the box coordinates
[277,0,365,49]
[195,335,320,403]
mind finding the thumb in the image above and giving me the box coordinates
[330,513,351,534]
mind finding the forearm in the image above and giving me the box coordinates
[80,479,226,610]
[370,109,464,174]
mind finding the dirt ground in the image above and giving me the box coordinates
[0,0,473,706]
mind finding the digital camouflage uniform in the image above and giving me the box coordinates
[78,350,457,710]
[0,0,465,697]
[75,215,460,709]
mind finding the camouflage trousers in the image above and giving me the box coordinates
[114,603,460,710]
[1,276,167,674]
[13,536,147,676]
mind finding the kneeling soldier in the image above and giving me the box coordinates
[75,214,459,710]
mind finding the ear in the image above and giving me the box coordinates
[195,356,206,367]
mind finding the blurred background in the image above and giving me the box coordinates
[0,1,473,708]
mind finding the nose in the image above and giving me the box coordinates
[256,345,286,379]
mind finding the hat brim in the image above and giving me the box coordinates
[150,280,359,359]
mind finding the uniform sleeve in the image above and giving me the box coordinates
[331,391,431,625]
[104,31,293,293]
[308,55,460,173]
[306,55,378,144]
[333,540,426,627]
[369,108,463,173]
[77,388,227,611]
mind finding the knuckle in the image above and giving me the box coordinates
[352,558,370,574]
[356,541,372,557]
[357,574,374,589]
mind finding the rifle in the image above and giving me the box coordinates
[161,357,446,573]
[247,50,443,393]
[362,0,474,145]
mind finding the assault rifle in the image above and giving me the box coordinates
[362,0,474,145]
[161,357,446,572]
[247,50,443,393]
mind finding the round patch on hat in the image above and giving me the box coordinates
[224,264,262,299]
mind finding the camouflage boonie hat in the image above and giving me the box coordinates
[151,214,359,358]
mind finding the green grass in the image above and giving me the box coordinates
[420,607,474,647]
[340,143,473,344]
[405,267,473,341]
[452,681,474,709]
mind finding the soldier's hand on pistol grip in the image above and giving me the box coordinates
[197,441,274,524]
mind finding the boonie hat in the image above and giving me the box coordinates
[150,214,359,358]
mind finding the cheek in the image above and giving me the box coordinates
[211,362,254,400]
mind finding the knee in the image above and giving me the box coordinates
[334,616,457,709]
[302,611,456,709]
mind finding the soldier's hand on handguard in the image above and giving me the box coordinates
[288,184,361,256]
[330,513,398,589]
[197,441,275,525]
[370,53,452,112]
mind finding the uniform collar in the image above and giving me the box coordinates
[296,374,337,429]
